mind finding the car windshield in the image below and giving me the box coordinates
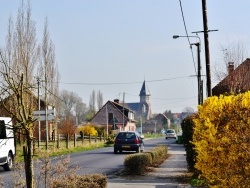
[117,132,136,139]
[167,130,175,133]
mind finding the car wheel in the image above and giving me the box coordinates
[119,149,122,153]
[3,153,13,171]
[165,137,168,139]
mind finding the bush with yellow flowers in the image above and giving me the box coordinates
[77,124,98,137]
[193,92,250,187]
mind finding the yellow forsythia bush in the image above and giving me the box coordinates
[193,92,250,187]
[78,125,98,136]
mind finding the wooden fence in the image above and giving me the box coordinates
[35,133,106,150]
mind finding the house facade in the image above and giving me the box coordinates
[0,93,57,142]
[212,59,250,96]
[90,100,137,133]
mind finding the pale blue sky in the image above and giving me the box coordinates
[1,1,250,113]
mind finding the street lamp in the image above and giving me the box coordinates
[173,35,203,105]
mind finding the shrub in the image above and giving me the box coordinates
[105,134,115,145]
[78,125,98,136]
[181,115,199,174]
[193,92,250,187]
[150,145,168,164]
[124,153,152,175]
[50,174,107,188]
[124,145,168,175]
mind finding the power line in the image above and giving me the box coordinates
[58,76,190,86]
[178,0,197,74]
[125,92,196,101]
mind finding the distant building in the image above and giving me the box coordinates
[89,81,153,133]
[141,113,170,134]
[125,80,152,120]
[90,100,137,132]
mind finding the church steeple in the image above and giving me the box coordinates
[139,80,150,97]
[139,80,152,120]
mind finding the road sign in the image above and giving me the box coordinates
[33,109,55,115]
[34,115,54,121]
[33,109,55,121]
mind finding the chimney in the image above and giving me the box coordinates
[228,62,234,75]
[114,99,119,103]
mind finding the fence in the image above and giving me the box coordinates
[35,133,106,150]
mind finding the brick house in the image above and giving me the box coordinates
[0,92,57,141]
[90,99,137,133]
[212,59,250,96]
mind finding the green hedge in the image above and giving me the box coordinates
[181,115,198,174]
[124,145,168,175]
[124,153,152,175]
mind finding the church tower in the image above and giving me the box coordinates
[139,80,152,120]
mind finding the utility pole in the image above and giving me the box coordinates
[37,78,41,148]
[202,0,211,97]
[45,79,48,150]
[106,104,108,137]
[122,92,125,130]
[192,1,218,97]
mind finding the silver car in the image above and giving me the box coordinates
[165,129,177,139]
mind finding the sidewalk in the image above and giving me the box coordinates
[107,143,194,188]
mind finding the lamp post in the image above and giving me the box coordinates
[173,35,203,105]
[191,42,202,105]
[140,116,142,135]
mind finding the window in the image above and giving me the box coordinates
[108,113,113,123]
[0,120,6,139]
[117,132,135,139]
[167,129,175,133]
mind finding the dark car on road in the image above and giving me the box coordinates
[114,131,144,154]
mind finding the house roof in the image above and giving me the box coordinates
[155,113,170,120]
[124,102,140,113]
[111,100,134,113]
[212,58,250,96]
[90,100,136,125]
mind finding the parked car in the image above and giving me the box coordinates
[165,129,177,139]
[114,131,144,154]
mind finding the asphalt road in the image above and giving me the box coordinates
[0,136,176,187]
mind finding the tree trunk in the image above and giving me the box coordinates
[25,129,34,188]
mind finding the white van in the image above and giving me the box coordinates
[0,117,15,171]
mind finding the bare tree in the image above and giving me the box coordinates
[0,1,58,187]
[0,57,36,187]
[75,96,87,125]
[0,1,39,187]
[89,90,96,116]
[60,90,78,118]
[38,17,60,107]
[214,40,249,83]
[4,1,39,85]
[96,90,103,111]
[59,90,87,124]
